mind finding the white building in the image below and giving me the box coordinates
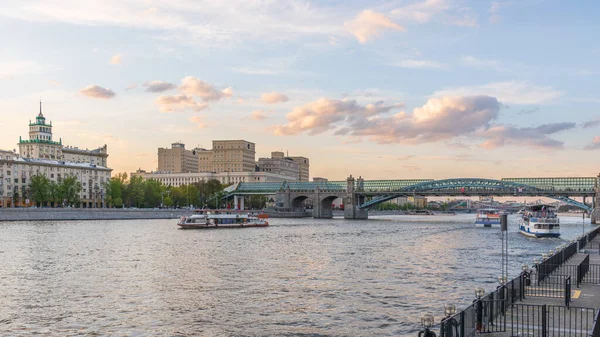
[0,103,112,208]
[131,169,297,187]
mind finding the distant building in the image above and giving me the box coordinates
[18,103,108,166]
[131,169,295,187]
[157,142,199,173]
[312,177,328,182]
[257,151,300,180]
[1,103,112,208]
[288,156,309,181]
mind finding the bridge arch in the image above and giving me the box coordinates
[291,195,310,209]
[360,178,591,210]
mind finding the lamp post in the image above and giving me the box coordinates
[521,264,531,299]
[474,287,485,332]
[418,314,436,337]
[441,303,459,337]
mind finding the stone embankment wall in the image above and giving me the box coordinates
[0,208,191,221]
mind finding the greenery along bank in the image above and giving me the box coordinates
[26,172,268,209]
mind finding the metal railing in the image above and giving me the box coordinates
[577,255,590,287]
[508,304,596,337]
[592,309,600,337]
[582,264,600,284]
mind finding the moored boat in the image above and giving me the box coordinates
[519,204,560,238]
[177,209,269,229]
[474,208,501,227]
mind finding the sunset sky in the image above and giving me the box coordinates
[1,0,599,180]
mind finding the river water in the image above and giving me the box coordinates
[0,214,596,336]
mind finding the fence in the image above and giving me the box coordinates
[435,226,600,337]
[508,304,597,337]
[592,309,600,337]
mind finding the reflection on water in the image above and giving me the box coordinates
[0,214,594,336]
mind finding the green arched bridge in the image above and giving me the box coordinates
[223,176,599,219]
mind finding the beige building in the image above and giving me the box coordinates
[288,156,310,181]
[1,104,112,208]
[257,152,300,180]
[157,142,199,173]
[131,169,295,188]
[211,140,256,172]
[18,104,108,166]
[196,140,256,173]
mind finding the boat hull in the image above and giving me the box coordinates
[474,218,501,227]
[519,228,560,238]
[178,222,269,229]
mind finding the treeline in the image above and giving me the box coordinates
[27,172,269,209]
[28,175,83,207]
[105,173,268,209]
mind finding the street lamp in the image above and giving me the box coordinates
[474,287,485,332]
[442,304,459,337]
[418,314,436,337]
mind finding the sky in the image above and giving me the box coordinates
[1,0,599,181]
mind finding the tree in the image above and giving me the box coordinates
[48,181,60,207]
[58,176,82,206]
[30,174,50,206]
[127,175,146,207]
[248,195,267,210]
[143,179,163,208]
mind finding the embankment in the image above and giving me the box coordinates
[0,208,191,221]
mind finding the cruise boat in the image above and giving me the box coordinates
[519,205,560,238]
[474,208,501,227]
[177,209,269,229]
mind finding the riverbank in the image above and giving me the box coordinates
[0,208,191,221]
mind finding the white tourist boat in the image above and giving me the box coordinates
[474,208,501,227]
[519,204,560,238]
[177,209,269,229]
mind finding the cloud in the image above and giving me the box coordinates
[392,59,445,69]
[125,83,137,91]
[0,2,343,47]
[179,76,232,101]
[461,56,502,69]
[155,94,207,112]
[190,116,207,128]
[582,119,600,129]
[144,80,176,93]
[584,136,600,150]
[391,0,478,27]
[249,110,267,120]
[349,96,501,144]
[344,10,405,43]
[479,122,576,149]
[260,92,289,104]
[489,1,501,23]
[517,107,539,115]
[110,54,122,65]
[272,95,567,150]
[79,85,116,99]
[273,98,404,136]
[0,60,44,78]
[433,81,562,105]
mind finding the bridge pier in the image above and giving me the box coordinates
[344,175,368,220]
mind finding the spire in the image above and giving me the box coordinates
[38,100,43,117]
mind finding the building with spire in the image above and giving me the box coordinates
[0,102,112,208]
[18,101,108,166]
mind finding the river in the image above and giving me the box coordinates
[0,214,595,336]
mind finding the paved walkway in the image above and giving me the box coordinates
[460,233,600,337]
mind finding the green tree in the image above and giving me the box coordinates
[29,174,50,206]
[127,175,146,207]
[248,195,267,210]
[143,179,163,208]
[48,181,60,207]
[59,176,82,206]
[163,196,173,207]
